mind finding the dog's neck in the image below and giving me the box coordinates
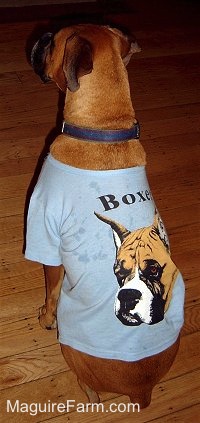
[51,50,146,169]
[63,53,135,129]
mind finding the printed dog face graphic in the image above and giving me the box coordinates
[95,212,178,326]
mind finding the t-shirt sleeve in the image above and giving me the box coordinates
[25,195,62,266]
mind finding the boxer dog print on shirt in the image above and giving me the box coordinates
[95,211,179,326]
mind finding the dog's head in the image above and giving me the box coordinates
[95,211,178,326]
[30,24,140,92]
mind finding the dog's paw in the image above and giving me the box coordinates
[38,305,57,330]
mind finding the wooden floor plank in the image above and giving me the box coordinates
[0,316,58,359]
[0,369,88,423]
[143,404,200,423]
[162,332,200,382]
[44,404,200,423]
[0,173,31,199]
[0,259,41,285]
[0,343,68,391]
[0,136,45,163]
[0,197,25,218]
[51,370,200,423]
[135,27,200,59]
[0,287,45,323]
[182,304,200,336]
[1,369,199,423]
[0,267,43,296]
[0,215,24,245]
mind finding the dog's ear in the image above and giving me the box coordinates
[106,26,141,66]
[94,212,130,251]
[31,32,54,82]
[62,33,93,92]
[122,38,141,66]
[153,211,170,253]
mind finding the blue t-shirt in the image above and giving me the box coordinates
[25,154,184,361]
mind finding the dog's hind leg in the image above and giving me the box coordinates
[78,379,100,404]
[39,264,64,330]
[129,388,152,409]
[61,344,100,404]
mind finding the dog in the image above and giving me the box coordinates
[26,24,185,408]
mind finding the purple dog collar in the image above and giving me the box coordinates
[62,121,140,142]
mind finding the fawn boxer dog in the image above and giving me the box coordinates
[26,24,185,408]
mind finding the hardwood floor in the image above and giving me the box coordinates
[0,1,199,422]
